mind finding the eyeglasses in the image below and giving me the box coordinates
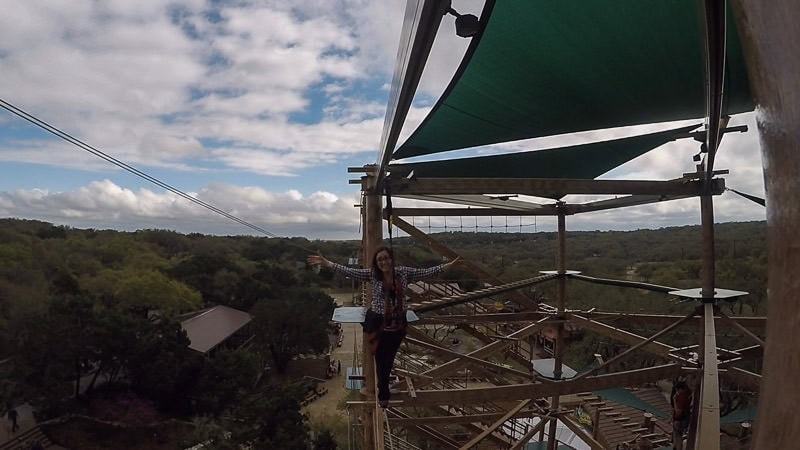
[377,255,392,262]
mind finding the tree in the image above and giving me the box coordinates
[82,269,201,317]
[231,383,310,449]
[191,348,260,416]
[125,318,194,409]
[113,270,202,316]
[313,429,338,450]
[251,288,335,374]
[7,294,95,416]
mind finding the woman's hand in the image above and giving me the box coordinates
[307,254,330,268]
[445,256,462,270]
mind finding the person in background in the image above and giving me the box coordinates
[309,246,460,407]
[7,407,19,432]
[671,380,692,450]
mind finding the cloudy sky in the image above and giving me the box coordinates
[0,1,765,240]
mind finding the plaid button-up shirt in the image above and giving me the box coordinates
[328,262,445,315]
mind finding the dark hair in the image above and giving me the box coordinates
[371,246,393,280]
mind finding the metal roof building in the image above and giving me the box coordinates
[180,305,252,354]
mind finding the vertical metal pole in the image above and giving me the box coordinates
[695,303,721,450]
[690,182,720,450]
[547,209,567,450]
[700,190,716,300]
[362,170,382,450]
[731,1,800,448]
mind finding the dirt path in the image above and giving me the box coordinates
[304,293,364,435]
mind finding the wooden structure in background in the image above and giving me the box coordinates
[343,1,792,448]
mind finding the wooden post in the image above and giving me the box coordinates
[642,413,654,432]
[731,2,800,449]
[362,169,382,450]
[739,422,751,439]
[592,408,601,439]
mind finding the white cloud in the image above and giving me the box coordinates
[0,180,361,239]
[0,0,769,238]
[0,0,406,176]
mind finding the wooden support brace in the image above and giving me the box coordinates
[405,376,416,398]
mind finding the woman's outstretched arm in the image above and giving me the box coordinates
[404,257,462,282]
[307,254,373,281]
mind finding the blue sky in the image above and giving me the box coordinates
[0,1,765,239]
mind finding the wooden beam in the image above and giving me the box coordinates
[411,274,556,313]
[570,273,678,293]
[362,175,382,450]
[574,308,698,380]
[732,2,800,447]
[391,177,725,197]
[399,317,553,390]
[733,344,763,360]
[510,419,549,450]
[569,313,681,359]
[696,304,721,450]
[392,193,550,212]
[391,206,560,216]
[396,364,682,406]
[577,311,766,329]
[406,376,416,398]
[454,323,533,369]
[548,211,568,450]
[404,334,532,380]
[716,310,766,346]
[393,216,540,309]
[560,414,607,450]
[459,400,532,450]
[415,311,548,325]
[564,193,696,215]
[388,408,461,449]
[374,400,385,450]
[390,410,544,426]
[391,193,698,216]
[720,367,762,391]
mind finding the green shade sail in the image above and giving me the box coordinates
[594,387,669,419]
[389,124,699,179]
[394,0,753,160]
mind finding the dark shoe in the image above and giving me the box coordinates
[379,400,389,408]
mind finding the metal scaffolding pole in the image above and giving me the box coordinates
[547,209,567,450]
[696,303,721,450]
[691,179,721,450]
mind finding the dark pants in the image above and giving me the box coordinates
[375,330,404,401]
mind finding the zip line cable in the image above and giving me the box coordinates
[0,98,319,251]
[726,187,765,207]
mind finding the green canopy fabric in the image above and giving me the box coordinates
[394,0,753,160]
[594,387,669,419]
[389,123,699,179]
[720,405,757,424]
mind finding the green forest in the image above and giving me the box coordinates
[0,218,767,448]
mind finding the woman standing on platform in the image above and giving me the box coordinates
[308,246,460,407]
